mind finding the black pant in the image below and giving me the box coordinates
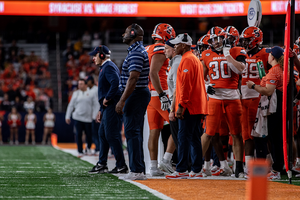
[267,90,284,172]
[74,120,92,153]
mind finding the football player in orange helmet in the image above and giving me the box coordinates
[145,23,176,176]
[201,26,247,178]
[197,34,210,60]
[223,26,240,47]
[239,26,270,171]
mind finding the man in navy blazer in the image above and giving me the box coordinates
[88,45,128,174]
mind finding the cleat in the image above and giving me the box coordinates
[77,153,84,158]
[159,159,175,174]
[189,171,207,179]
[212,167,232,176]
[211,165,219,174]
[292,162,300,173]
[201,168,212,176]
[268,171,280,180]
[150,167,164,176]
[108,165,128,174]
[119,172,147,180]
[88,163,108,174]
[166,171,189,179]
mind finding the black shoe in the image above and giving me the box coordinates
[88,163,108,174]
[108,165,128,174]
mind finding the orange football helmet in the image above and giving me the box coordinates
[197,34,210,53]
[223,26,240,47]
[152,23,176,42]
[240,26,263,51]
[207,26,225,51]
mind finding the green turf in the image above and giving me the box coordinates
[0,146,160,199]
[276,174,300,186]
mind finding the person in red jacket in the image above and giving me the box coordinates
[166,33,208,179]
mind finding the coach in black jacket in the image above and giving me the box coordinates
[88,45,128,174]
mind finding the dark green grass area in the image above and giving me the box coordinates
[276,174,300,186]
[0,146,160,199]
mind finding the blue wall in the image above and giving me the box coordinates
[1,112,75,143]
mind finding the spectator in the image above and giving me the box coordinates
[1,93,12,111]
[25,108,37,145]
[91,33,102,48]
[7,107,21,145]
[12,96,23,112]
[65,79,99,157]
[2,63,17,79]
[24,96,35,112]
[86,75,100,154]
[28,51,38,62]
[82,31,91,51]
[18,48,27,61]
[8,40,19,58]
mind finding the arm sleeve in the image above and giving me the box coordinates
[65,91,77,120]
[179,59,194,108]
[105,65,120,100]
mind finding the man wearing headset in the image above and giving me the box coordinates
[88,45,128,174]
[116,24,151,180]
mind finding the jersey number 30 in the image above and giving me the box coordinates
[209,61,231,80]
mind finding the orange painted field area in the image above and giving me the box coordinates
[136,179,300,200]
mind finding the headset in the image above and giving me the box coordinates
[98,45,106,60]
[130,23,137,39]
[183,33,188,42]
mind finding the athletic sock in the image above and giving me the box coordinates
[235,161,244,177]
[245,156,253,169]
[150,160,158,169]
[163,152,173,162]
[297,158,300,163]
[220,160,229,169]
[204,161,210,169]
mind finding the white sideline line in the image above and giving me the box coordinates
[58,147,174,200]
[125,180,173,200]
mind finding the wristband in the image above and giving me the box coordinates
[251,84,256,89]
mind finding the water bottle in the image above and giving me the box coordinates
[257,59,266,79]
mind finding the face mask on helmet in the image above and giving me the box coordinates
[198,44,210,54]
[209,36,224,51]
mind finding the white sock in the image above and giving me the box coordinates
[245,156,253,169]
[220,160,229,169]
[204,161,210,169]
[151,160,158,168]
[163,152,173,162]
[297,158,300,163]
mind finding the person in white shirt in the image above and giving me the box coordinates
[86,76,100,154]
[65,79,99,157]
[23,96,35,112]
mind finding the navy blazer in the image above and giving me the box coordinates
[98,60,122,112]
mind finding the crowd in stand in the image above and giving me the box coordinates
[0,39,54,144]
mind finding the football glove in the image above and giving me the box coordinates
[159,92,170,111]
[223,38,231,57]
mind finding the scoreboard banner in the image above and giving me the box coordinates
[0,1,299,17]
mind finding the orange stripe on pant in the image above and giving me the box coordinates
[147,96,169,130]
